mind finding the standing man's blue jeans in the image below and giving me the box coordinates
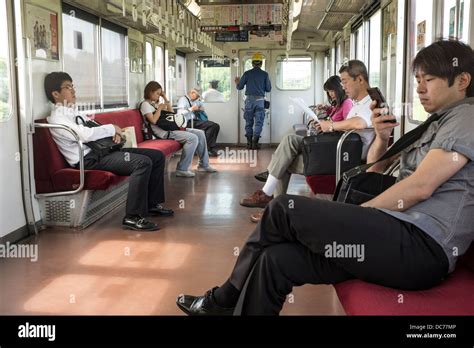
[244,96,265,138]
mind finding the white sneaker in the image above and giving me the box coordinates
[175,170,195,178]
[197,165,218,173]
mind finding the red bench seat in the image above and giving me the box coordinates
[334,243,474,315]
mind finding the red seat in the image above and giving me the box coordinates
[139,139,182,157]
[334,243,474,315]
[305,175,336,195]
[34,110,182,194]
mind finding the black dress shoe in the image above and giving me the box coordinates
[176,287,235,316]
[149,204,174,217]
[254,170,269,183]
[122,216,160,231]
[208,149,219,157]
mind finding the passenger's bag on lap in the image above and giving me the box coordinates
[334,109,451,205]
[156,110,187,131]
[75,116,125,157]
[302,132,362,176]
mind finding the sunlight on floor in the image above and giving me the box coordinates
[78,240,192,270]
[23,274,169,315]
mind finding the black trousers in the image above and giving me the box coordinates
[84,148,166,216]
[229,195,449,315]
[188,120,220,150]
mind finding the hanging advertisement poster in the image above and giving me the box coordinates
[25,3,59,60]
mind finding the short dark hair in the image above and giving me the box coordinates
[323,75,347,108]
[210,80,219,89]
[339,60,369,83]
[144,81,162,100]
[413,39,474,97]
[44,72,73,103]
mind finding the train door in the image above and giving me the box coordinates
[238,50,271,145]
[0,0,28,238]
[269,53,315,143]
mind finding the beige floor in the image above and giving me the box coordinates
[0,147,345,316]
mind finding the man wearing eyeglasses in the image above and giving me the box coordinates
[45,72,174,231]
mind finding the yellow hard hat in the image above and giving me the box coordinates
[252,52,264,61]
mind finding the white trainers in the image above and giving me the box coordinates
[175,170,195,178]
[197,165,218,173]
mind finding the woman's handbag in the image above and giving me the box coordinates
[333,110,448,205]
[75,116,125,157]
[302,131,363,176]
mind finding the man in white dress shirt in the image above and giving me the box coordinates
[45,72,173,231]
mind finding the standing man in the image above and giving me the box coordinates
[178,87,221,157]
[235,53,272,150]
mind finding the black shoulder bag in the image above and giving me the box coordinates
[75,116,125,158]
[333,111,447,205]
[303,131,363,176]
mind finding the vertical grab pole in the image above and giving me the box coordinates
[336,129,356,183]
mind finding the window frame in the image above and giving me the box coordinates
[275,55,313,91]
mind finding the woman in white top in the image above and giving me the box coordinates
[140,81,217,177]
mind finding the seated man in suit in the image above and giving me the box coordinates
[178,87,221,157]
[45,72,173,232]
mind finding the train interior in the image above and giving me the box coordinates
[0,0,473,317]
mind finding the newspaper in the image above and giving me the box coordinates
[289,97,320,123]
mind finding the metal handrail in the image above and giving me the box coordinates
[336,128,374,183]
[385,158,401,176]
[34,123,85,198]
[335,129,357,183]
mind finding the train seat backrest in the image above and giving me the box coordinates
[94,109,145,144]
[33,119,69,193]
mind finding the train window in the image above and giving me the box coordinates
[101,22,128,108]
[62,10,100,108]
[368,10,381,88]
[409,0,434,123]
[335,38,343,72]
[276,56,312,91]
[355,27,364,61]
[0,0,12,122]
[145,41,153,82]
[195,57,231,102]
[155,45,164,85]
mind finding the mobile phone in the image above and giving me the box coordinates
[367,87,396,123]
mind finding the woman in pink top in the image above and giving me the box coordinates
[316,75,353,122]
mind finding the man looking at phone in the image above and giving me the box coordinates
[238,60,375,221]
[176,39,474,316]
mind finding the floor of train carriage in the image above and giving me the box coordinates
[0,147,345,316]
